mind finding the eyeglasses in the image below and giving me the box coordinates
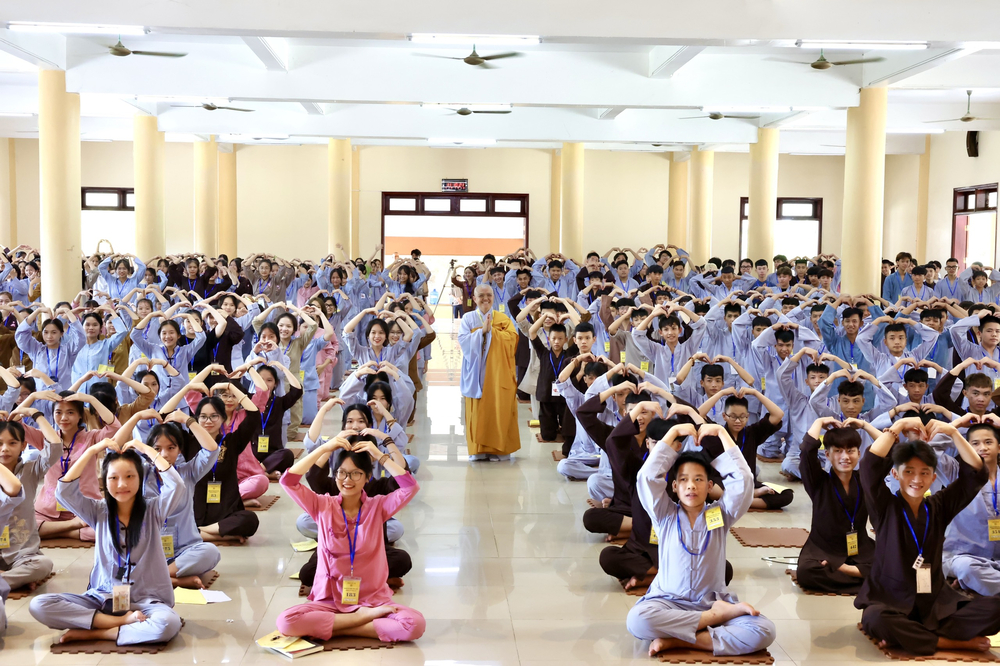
[336,469,366,481]
[724,413,749,421]
[198,413,222,422]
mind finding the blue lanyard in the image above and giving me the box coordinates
[260,397,276,431]
[901,499,930,558]
[991,474,998,517]
[830,472,860,529]
[946,277,957,297]
[549,351,566,380]
[161,344,178,367]
[46,345,61,380]
[340,502,364,577]
[60,431,79,475]
[114,278,128,300]
[257,279,270,293]
[676,510,712,555]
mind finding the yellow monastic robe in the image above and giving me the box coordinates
[465,311,521,456]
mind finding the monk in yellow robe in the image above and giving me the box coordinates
[459,285,521,461]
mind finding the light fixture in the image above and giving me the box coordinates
[6,21,147,36]
[410,33,539,46]
[427,137,496,146]
[796,40,928,51]
[0,112,33,118]
[701,105,791,114]
[421,103,512,112]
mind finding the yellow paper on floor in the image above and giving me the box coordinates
[528,420,540,428]
[763,481,791,494]
[991,634,1000,648]
[173,588,208,605]
[289,571,300,580]
[257,629,298,650]
[290,538,318,552]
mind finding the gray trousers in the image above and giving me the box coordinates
[297,513,404,543]
[557,455,599,481]
[627,596,776,656]
[29,592,181,645]
[0,574,8,636]
[587,472,614,502]
[0,552,54,590]
[944,554,1000,597]
[173,542,222,578]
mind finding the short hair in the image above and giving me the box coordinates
[895,251,913,262]
[548,323,567,337]
[584,362,604,378]
[919,309,943,321]
[892,440,936,470]
[483,254,496,263]
[547,259,564,270]
[824,428,861,451]
[724,396,749,412]
[818,269,834,279]
[911,265,927,277]
[723,303,742,316]
[647,264,664,275]
[805,363,830,375]
[720,266,735,275]
[781,297,798,308]
[774,329,794,344]
[670,260,685,269]
[883,322,906,337]
[972,269,988,281]
[624,391,653,408]
[776,266,793,277]
[658,315,682,330]
[981,315,1000,330]
[645,417,674,443]
[754,259,768,268]
[966,423,999,442]
[810,304,826,315]
[837,381,865,398]
[574,321,595,337]
[489,266,504,276]
[964,372,993,391]
[615,297,636,308]
[841,307,863,322]
[903,368,929,384]
[700,364,725,380]
[946,257,959,264]
[751,316,772,329]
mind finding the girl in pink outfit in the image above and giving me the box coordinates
[276,434,424,644]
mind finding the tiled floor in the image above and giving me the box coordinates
[2,324,992,664]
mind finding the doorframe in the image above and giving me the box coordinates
[952,183,998,269]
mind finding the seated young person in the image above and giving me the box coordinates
[809,370,896,452]
[796,417,876,594]
[626,422,775,657]
[941,417,1000,597]
[856,417,1000,655]
[0,458,23,635]
[554,357,605,480]
[276,434,424,644]
[30,440,183,645]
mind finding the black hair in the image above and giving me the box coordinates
[0,420,25,444]
[624,391,652,408]
[647,264,664,275]
[724,396,749,412]
[805,363,830,375]
[841,307,863,322]
[365,318,390,342]
[147,422,185,451]
[257,365,280,385]
[891,440,937,470]
[41,318,64,334]
[824,427,861,451]
[657,315,681,330]
[101,449,147,558]
[584,361,604,378]
[159,319,182,338]
[700,364,724,380]
[342,402,374,429]
[967,423,1000,443]
[837,381,865,398]
[754,259,768,267]
[645,417,674,443]
[82,312,103,328]
[548,323,568,338]
[574,321,595,336]
[366,380,394,410]
[911,265,927,277]
[883,322,906,337]
[751,316,772,329]
[781,297,798,308]
[774,329,794,344]
[88,381,119,415]
[610,373,637,389]
[331,435,377,479]
[903,368,929,384]
[194,396,227,429]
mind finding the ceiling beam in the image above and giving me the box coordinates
[596,106,626,120]
[0,29,64,70]
[648,46,704,78]
[862,47,979,87]
[299,101,325,114]
[240,36,288,71]
[759,110,811,128]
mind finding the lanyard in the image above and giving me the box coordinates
[161,344,178,367]
[901,500,930,559]
[260,397,276,431]
[676,510,712,555]
[946,277,957,297]
[257,278,270,293]
[830,472,860,529]
[340,502,364,577]
[114,278,128,300]
[549,351,566,379]
[60,431,80,475]
[991,474,998,517]
[187,278,197,293]
[113,518,133,583]
[46,345,61,379]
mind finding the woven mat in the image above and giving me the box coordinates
[784,569,855,597]
[40,537,94,549]
[657,648,773,664]
[756,454,783,463]
[246,495,280,511]
[857,623,999,662]
[551,449,566,462]
[320,636,394,651]
[7,571,56,600]
[730,527,809,549]
[536,433,563,443]
[50,619,185,654]
[299,578,403,598]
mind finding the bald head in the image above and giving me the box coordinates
[474,284,494,312]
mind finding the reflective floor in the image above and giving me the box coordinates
[0,326,977,664]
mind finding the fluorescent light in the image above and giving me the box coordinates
[886,127,945,134]
[428,137,496,146]
[797,40,928,51]
[0,112,33,118]
[422,103,512,112]
[701,106,790,114]
[410,33,539,46]
[6,21,147,36]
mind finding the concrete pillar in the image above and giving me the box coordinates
[841,87,888,295]
[667,152,689,248]
[549,148,562,254]
[328,139,351,255]
[38,70,82,304]
[560,142,584,262]
[915,135,931,262]
[5,139,12,247]
[748,128,779,261]
[351,146,360,258]
[218,148,237,258]
[689,148,714,265]
[193,137,219,256]
[133,115,165,259]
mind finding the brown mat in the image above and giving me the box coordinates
[551,449,566,461]
[320,636,394,652]
[246,494,280,511]
[857,623,999,662]
[730,527,809,549]
[747,507,784,513]
[7,571,56,600]
[50,619,185,654]
[292,448,305,460]
[299,578,403,598]
[40,537,94,549]
[784,569,854,597]
[756,454,783,463]
[536,434,563,443]
[657,649,773,664]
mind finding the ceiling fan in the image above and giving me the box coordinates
[450,107,512,116]
[767,49,883,70]
[925,90,999,124]
[106,39,186,58]
[170,103,255,112]
[414,45,521,69]
[679,112,759,121]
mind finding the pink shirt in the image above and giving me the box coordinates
[27,420,122,520]
[234,390,271,482]
[280,471,418,611]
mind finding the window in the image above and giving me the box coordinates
[952,183,999,269]
[739,197,822,259]
[80,187,136,254]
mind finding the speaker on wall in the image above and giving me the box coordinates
[967,130,979,158]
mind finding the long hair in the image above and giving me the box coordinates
[342,403,374,430]
[101,449,147,557]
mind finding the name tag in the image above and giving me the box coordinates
[258,436,270,454]
[649,524,659,545]
[56,500,68,513]
[846,530,859,556]
[189,372,197,381]
[467,299,472,307]
[298,370,305,382]
[112,583,131,613]
[897,385,908,397]
[0,525,8,549]
[989,518,1000,542]
[97,364,112,374]
[916,565,932,594]
[551,385,560,397]
[161,534,175,558]
[760,377,766,393]
[342,576,361,605]
[604,342,611,353]
[850,363,858,371]
[620,352,626,363]
[498,304,506,313]
[640,361,649,372]
[927,368,937,379]
[994,377,1000,391]
[207,482,222,504]
[705,505,725,530]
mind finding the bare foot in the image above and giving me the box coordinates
[60,628,116,643]
[123,610,148,625]
[586,498,601,509]
[173,575,206,589]
[709,599,759,625]
[267,471,280,481]
[244,499,261,508]
[357,605,397,622]
[939,636,991,652]
[624,575,649,591]
[602,498,611,508]
[649,637,684,656]
[605,533,623,542]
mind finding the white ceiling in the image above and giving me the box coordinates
[1,2,1000,153]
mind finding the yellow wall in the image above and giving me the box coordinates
[582,150,670,252]
[0,139,10,245]
[882,154,921,259]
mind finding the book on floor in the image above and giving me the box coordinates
[256,630,323,659]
